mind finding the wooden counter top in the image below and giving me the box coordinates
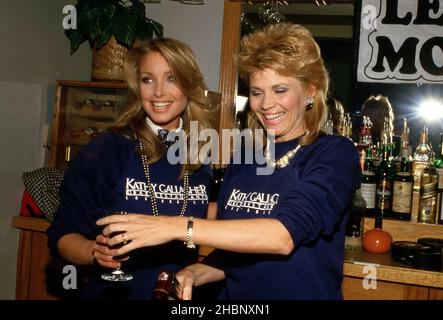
[11,216,443,291]
[344,246,443,289]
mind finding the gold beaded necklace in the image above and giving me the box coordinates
[264,132,307,169]
[139,139,189,216]
[264,144,301,169]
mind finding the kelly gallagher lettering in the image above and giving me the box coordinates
[225,188,279,214]
[125,178,208,203]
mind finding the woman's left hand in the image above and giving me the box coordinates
[96,214,180,256]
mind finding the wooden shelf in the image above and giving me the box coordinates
[12,216,49,233]
[344,247,443,289]
[56,79,127,89]
[363,218,443,242]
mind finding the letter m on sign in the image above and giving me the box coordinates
[372,36,419,74]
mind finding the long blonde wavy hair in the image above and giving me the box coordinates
[111,38,217,177]
[237,23,329,146]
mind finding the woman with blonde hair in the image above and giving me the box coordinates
[98,23,360,299]
[47,38,217,299]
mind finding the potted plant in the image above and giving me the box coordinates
[66,0,163,81]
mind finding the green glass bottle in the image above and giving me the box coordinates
[361,153,377,218]
[434,132,443,224]
[391,158,413,220]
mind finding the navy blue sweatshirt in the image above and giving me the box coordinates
[47,132,213,299]
[205,134,360,300]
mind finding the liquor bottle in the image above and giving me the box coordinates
[437,186,443,225]
[362,201,393,254]
[434,132,443,169]
[364,116,373,145]
[358,116,368,144]
[361,153,377,218]
[152,271,180,300]
[323,113,334,135]
[434,132,443,224]
[373,141,381,170]
[414,126,431,162]
[394,117,412,172]
[345,189,365,250]
[391,158,413,220]
[376,144,393,218]
[418,159,438,224]
[346,113,353,139]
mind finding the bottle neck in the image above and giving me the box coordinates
[375,214,383,229]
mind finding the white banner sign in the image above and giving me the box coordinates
[357,0,443,83]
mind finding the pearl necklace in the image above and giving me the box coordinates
[139,139,189,216]
[264,143,302,169]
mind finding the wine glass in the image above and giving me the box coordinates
[101,211,133,282]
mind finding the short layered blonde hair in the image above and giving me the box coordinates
[237,23,330,146]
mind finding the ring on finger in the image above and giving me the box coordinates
[122,233,128,245]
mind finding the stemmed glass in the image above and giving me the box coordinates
[101,211,133,282]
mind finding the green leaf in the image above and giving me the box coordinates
[65,0,164,53]
[112,6,136,48]
[65,28,86,53]
[136,19,153,40]
[94,25,113,49]
[148,18,163,38]
[131,0,146,21]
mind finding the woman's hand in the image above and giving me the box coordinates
[175,268,196,300]
[96,214,181,256]
[93,234,127,269]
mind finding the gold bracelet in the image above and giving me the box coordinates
[185,216,196,249]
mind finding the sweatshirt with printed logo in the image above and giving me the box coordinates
[47,131,213,299]
[204,134,360,300]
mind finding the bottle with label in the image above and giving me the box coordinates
[437,186,443,225]
[433,132,443,224]
[414,126,431,162]
[394,117,412,172]
[376,144,393,218]
[361,153,377,218]
[418,160,438,224]
[391,158,413,220]
[152,271,180,300]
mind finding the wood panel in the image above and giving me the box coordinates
[342,276,429,300]
[363,218,443,242]
[14,228,56,300]
[15,230,32,299]
[219,0,241,130]
[344,248,443,288]
[28,231,56,299]
[12,216,49,232]
[56,80,127,89]
[429,288,443,299]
